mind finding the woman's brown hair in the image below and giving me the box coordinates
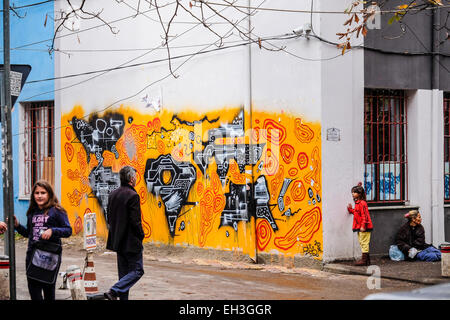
[26,180,66,216]
[404,210,419,221]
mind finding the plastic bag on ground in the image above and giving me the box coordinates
[389,245,405,261]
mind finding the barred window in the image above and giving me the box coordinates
[22,101,55,196]
[444,93,450,202]
[364,89,408,204]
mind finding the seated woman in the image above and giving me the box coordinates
[395,210,440,261]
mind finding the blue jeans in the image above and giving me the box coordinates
[111,251,144,300]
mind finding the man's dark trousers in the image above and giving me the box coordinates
[111,251,144,300]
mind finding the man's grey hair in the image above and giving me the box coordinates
[119,166,137,185]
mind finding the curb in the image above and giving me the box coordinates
[323,263,449,285]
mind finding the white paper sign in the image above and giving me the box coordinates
[83,212,97,250]
[326,128,340,141]
[10,71,22,96]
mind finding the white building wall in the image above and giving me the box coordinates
[318,0,365,262]
[55,0,371,261]
[55,0,258,114]
[408,90,433,243]
[409,89,446,247]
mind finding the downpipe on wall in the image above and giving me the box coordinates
[1,0,16,300]
[246,0,257,263]
[431,5,443,246]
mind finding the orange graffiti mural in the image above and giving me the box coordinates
[65,142,74,162]
[290,180,306,202]
[280,144,295,164]
[61,106,322,259]
[263,119,286,145]
[304,146,321,193]
[294,118,314,143]
[274,207,322,250]
[297,152,308,170]
[198,173,225,247]
[256,219,272,251]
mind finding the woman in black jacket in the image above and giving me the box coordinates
[395,210,430,260]
[13,180,72,300]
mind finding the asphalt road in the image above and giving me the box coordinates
[5,237,426,301]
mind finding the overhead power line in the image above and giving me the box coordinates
[199,1,450,14]
[0,0,53,12]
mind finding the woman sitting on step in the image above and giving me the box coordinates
[395,210,441,262]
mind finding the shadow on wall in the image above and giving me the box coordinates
[370,206,419,256]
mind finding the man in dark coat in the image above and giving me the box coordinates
[104,166,145,300]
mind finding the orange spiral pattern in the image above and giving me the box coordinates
[304,146,321,192]
[294,118,314,143]
[65,127,73,141]
[156,139,165,154]
[263,119,286,145]
[229,160,246,184]
[256,219,272,251]
[280,144,295,164]
[297,152,308,170]
[274,207,322,250]
[264,148,279,176]
[288,167,298,177]
[290,179,306,202]
[198,173,225,247]
[65,142,75,162]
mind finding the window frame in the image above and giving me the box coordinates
[19,100,55,198]
[363,89,408,205]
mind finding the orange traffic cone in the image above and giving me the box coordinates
[83,251,98,294]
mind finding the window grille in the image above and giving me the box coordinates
[444,93,450,202]
[364,89,408,204]
[22,101,55,196]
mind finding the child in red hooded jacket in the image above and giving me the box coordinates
[347,183,373,266]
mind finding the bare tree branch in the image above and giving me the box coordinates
[337,0,449,54]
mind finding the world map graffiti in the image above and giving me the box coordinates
[65,107,322,255]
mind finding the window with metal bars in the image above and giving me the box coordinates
[363,89,408,204]
[444,93,450,202]
[22,101,55,196]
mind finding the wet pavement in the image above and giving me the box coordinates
[324,255,449,285]
[1,236,448,301]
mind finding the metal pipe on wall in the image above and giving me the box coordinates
[430,5,443,246]
[2,0,16,300]
[246,0,257,263]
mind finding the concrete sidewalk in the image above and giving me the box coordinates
[324,256,449,285]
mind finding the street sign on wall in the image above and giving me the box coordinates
[0,64,31,121]
[83,212,97,251]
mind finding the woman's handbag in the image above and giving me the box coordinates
[26,240,62,284]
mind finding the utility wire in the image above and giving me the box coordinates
[24,40,270,84]
[20,32,450,85]
[119,0,229,25]
[0,0,53,12]
[20,1,228,100]
[17,1,450,99]
[20,0,240,101]
[403,21,450,74]
[14,0,267,137]
[10,2,176,50]
[198,0,450,14]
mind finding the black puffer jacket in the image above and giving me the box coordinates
[395,222,431,258]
